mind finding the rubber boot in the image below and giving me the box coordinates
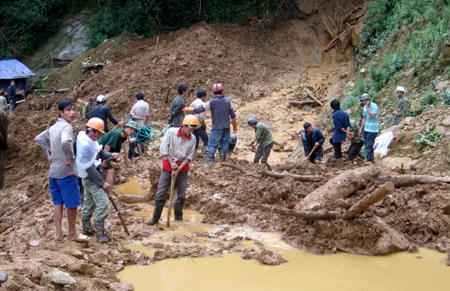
[94,220,109,243]
[219,152,226,162]
[174,198,186,221]
[204,153,215,168]
[147,205,164,225]
[82,218,94,237]
[201,146,207,157]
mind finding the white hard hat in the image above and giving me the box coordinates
[396,86,405,92]
[96,95,107,103]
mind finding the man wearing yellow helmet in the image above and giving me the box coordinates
[148,115,197,225]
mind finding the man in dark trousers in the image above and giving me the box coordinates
[168,84,188,127]
[330,99,351,168]
[90,95,124,133]
[189,89,209,156]
[6,81,16,115]
[0,108,7,197]
[184,83,238,167]
[302,122,325,163]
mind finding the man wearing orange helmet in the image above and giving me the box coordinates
[76,118,119,243]
[184,83,237,167]
[148,115,197,225]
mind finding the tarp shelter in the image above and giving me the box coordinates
[0,59,35,93]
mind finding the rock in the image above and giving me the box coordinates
[0,273,7,283]
[442,116,450,126]
[428,142,437,147]
[374,217,411,255]
[360,68,366,74]
[351,26,361,47]
[256,249,287,265]
[40,273,53,286]
[90,252,107,265]
[76,263,92,275]
[435,126,445,136]
[51,268,76,285]
[410,98,423,113]
[347,81,355,87]
[65,249,83,259]
[110,282,134,291]
[435,81,450,91]
[29,240,40,247]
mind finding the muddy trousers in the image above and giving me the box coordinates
[193,126,209,149]
[81,179,110,223]
[154,169,188,208]
[254,142,273,163]
[347,142,364,161]
[393,115,403,126]
[206,128,230,163]
[363,131,378,162]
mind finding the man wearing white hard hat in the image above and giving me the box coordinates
[393,86,409,125]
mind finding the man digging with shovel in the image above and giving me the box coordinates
[147,115,197,226]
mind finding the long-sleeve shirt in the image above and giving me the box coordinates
[332,109,350,143]
[0,97,7,112]
[35,118,77,179]
[349,119,364,144]
[82,102,95,119]
[192,95,236,130]
[168,95,186,127]
[130,100,150,127]
[90,105,119,133]
[189,98,206,129]
[160,127,196,163]
[0,108,7,190]
[394,96,409,118]
[6,85,15,103]
[302,128,325,156]
[254,122,273,148]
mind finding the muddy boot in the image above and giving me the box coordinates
[94,220,108,243]
[219,152,226,162]
[201,146,207,157]
[205,153,215,168]
[82,218,94,237]
[147,205,164,225]
[174,198,186,221]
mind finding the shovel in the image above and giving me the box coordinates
[305,144,318,162]
[166,175,176,227]
[108,195,130,236]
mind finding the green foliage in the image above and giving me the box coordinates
[369,50,411,92]
[442,89,450,106]
[422,91,437,106]
[414,130,439,147]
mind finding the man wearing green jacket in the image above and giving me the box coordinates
[248,118,273,164]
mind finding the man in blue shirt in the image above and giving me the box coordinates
[330,99,350,168]
[90,95,124,132]
[302,122,325,163]
[358,93,379,163]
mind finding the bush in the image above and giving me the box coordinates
[422,91,437,106]
[442,89,450,106]
[414,130,439,147]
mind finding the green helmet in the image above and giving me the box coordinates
[360,93,371,101]
[125,120,139,131]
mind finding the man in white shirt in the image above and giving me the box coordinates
[189,90,209,156]
[130,92,150,156]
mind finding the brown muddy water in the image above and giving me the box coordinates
[116,179,450,291]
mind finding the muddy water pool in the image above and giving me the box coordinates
[117,179,450,291]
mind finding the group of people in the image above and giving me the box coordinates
[302,86,409,166]
[0,80,18,115]
[34,82,408,241]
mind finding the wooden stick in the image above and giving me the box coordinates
[0,199,32,223]
[290,100,317,105]
[260,204,340,219]
[259,170,324,182]
[220,163,261,177]
[307,144,318,160]
[166,176,175,227]
[306,91,323,106]
[328,16,338,30]
[342,182,395,219]
[164,88,171,103]
[377,175,450,187]
[322,21,335,38]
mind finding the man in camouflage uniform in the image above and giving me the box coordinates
[347,118,364,161]
[393,86,409,126]
[248,118,274,163]
[76,118,119,243]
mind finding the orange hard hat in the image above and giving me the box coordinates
[182,115,199,126]
[86,117,105,133]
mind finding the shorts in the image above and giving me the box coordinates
[49,176,81,208]
[105,160,113,170]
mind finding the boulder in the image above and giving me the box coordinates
[351,26,362,47]
[410,98,423,113]
[110,282,134,291]
[374,217,411,255]
[435,81,450,91]
[51,268,76,285]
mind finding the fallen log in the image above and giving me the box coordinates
[377,175,450,187]
[220,163,260,177]
[260,204,339,219]
[260,170,325,182]
[290,100,317,105]
[342,181,395,220]
[306,91,324,106]
[295,165,381,211]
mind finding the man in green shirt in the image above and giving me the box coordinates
[347,118,364,161]
[248,118,274,164]
[393,86,409,126]
[97,121,138,190]
[82,98,95,121]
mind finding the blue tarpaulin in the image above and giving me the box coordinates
[0,59,35,92]
[0,59,35,79]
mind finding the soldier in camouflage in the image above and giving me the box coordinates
[248,118,274,163]
[347,118,364,161]
[393,86,409,126]
[76,118,119,243]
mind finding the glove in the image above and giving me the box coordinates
[182,107,193,113]
[233,121,238,133]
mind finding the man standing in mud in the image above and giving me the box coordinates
[189,89,209,157]
[347,118,364,161]
[90,94,125,133]
[130,92,150,156]
[147,115,197,225]
[0,107,7,197]
[248,118,273,164]
[330,99,351,168]
[82,98,95,121]
[302,122,325,163]
[183,83,238,167]
[393,86,408,126]
[6,81,16,115]
[358,93,379,163]
[35,99,89,242]
[168,84,188,127]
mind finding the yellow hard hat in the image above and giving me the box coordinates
[86,117,105,133]
[182,115,199,127]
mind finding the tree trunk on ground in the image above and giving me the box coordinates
[259,170,325,182]
[260,204,339,219]
[377,175,450,187]
[295,165,381,211]
[342,181,395,220]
